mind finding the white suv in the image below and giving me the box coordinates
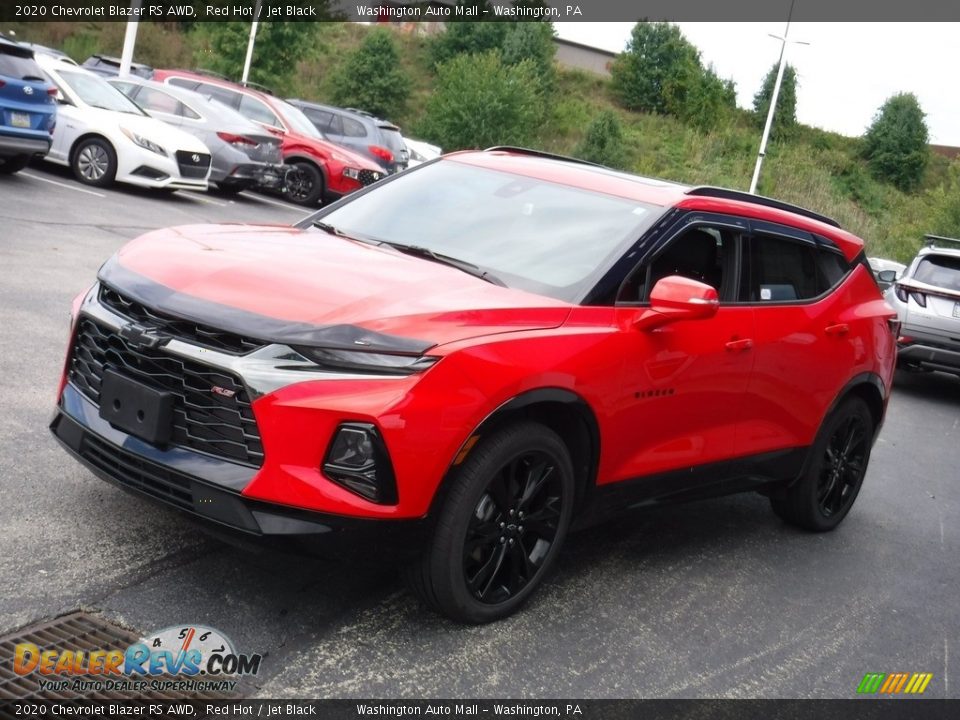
[885,235,960,376]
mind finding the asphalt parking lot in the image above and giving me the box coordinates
[1,163,958,699]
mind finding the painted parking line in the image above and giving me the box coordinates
[238,191,307,213]
[21,171,106,198]
[179,191,230,207]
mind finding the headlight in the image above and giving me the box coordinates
[295,346,438,375]
[119,127,166,156]
[342,167,361,180]
[323,423,397,504]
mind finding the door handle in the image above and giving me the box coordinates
[825,323,850,336]
[725,338,753,352]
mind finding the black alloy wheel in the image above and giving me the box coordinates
[463,449,564,604]
[770,396,874,532]
[404,421,574,623]
[283,161,324,206]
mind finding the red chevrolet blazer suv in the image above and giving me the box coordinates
[52,148,898,623]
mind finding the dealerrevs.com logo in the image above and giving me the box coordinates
[13,625,261,694]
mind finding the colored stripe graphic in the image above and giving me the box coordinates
[858,672,932,694]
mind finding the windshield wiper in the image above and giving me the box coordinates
[384,243,506,287]
[312,221,388,248]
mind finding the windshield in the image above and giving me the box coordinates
[59,69,145,114]
[276,100,323,138]
[305,160,659,302]
[914,254,960,292]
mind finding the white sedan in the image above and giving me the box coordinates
[35,53,212,191]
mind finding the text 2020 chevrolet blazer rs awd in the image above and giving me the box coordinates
[52,148,897,623]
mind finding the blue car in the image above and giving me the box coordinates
[0,35,56,174]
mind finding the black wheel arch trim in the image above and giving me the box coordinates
[432,387,601,518]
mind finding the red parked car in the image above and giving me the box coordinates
[151,69,385,205]
[52,148,897,623]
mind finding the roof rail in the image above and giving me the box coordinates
[484,146,606,169]
[924,234,960,249]
[239,80,274,95]
[686,186,841,228]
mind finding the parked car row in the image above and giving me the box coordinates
[2,36,442,205]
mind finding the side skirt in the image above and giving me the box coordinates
[572,447,809,530]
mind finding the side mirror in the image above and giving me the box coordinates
[877,269,897,283]
[635,276,719,331]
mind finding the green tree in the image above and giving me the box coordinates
[192,22,321,94]
[610,22,700,114]
[863,92,930,191]
[753,63,798,138]
[417,51,543,151]
[330,28,411,120]
[430,14,507,67]
[501,21,556,86]
[574,111,625,168]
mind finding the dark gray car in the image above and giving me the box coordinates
[109,77,285,194]
[287,100,408,174]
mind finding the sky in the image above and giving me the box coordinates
[554,22,960,146]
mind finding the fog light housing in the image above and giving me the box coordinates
[323,423,397,504]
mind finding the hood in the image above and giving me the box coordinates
[292,131,382,171]
[100,224,571,353]
[106,110,209,155]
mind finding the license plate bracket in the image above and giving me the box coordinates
[10,111,31,128]
[98,369,174,445]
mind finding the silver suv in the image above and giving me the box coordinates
[884,235,960,376]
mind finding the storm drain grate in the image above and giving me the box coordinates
[0,611,237,702]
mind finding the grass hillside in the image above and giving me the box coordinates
[9,20,960,262]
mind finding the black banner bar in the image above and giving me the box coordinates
[3,0,960,23]
[1,700,959,720]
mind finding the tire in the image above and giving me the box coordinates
[214,182,245,196]
[404,421,575,623]
[71,137,117,187]
[770,396,874,532]
[283,161,324,206]
[0,155,30,174]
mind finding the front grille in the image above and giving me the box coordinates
[358,168,382,186]
[69,317,265,467]
[175,150,211,179]
[100,285,264,355]
[81,432,194,510]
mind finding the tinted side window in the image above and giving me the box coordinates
[238,94,280,127]
[167,77,200,91]
[303,108,335,133]
[342,116,368,138]
[741,236,819,302]
[197,82,240,110]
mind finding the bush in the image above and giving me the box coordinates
[753,63,798,138]
[417,51,543,151]
[574,111,626,168]
[863,92,930,192]
[329,28,411,120]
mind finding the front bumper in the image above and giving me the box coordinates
[897,326,960,374]
[51,384,428,557]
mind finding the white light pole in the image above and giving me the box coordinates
[241,0,263,84]
[748,1,808,195]
[118,0,143,79]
